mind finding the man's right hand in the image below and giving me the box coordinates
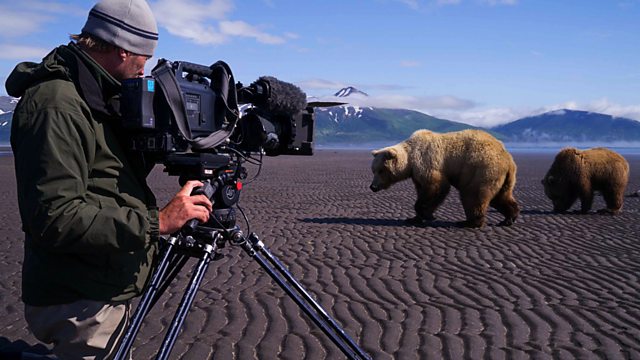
[158,181,213,235]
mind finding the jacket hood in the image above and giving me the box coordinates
[5,43,122,118]
[5,46,72,98]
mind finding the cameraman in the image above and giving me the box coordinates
[5,0,212,358]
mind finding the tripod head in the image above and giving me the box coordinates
[162,152,247,235]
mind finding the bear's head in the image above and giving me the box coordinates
[370,145,409,192]
[541,148,581,212]
[541,175,575,212]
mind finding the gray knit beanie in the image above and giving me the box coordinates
[82,0,158,57]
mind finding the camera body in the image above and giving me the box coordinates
[120,60,314,157]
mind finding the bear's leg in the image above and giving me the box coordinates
[459,189,491,228]
[578,190,594,214]
[600,187,624,214]
[408,182,450,225]
[490,193,520,226]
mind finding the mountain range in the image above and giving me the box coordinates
[491,109,640,143]
[312,88,640,146]
[2,89,640,147]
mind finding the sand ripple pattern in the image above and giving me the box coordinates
[1,152,639,359]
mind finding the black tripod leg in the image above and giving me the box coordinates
[155,242,218,360]
[114,236,181,360]
[242,234,371,360]
[149,251,192,310]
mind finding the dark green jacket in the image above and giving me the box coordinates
[6,43,159,306]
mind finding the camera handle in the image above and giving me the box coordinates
[152,59,240,151]
[114,228,371,360]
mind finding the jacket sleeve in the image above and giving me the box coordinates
[12,101,158,254]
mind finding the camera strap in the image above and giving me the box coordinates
[152,60,240,151]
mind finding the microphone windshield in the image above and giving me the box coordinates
[258,76,307,116]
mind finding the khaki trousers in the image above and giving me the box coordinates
[24,299,131,360]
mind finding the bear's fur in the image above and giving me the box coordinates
[370,129,520,227]
[542,147,629,214]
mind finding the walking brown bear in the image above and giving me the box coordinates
[542,147,629,214]
[369,129,520,227]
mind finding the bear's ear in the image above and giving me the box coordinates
[372,148,397,160]
[383,148,397,160]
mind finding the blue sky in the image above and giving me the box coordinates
[1,0,639,127]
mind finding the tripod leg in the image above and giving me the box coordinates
[114,236,181,360]
[155,242,218,360]
[149,251,191,310]
[242,233,371,360]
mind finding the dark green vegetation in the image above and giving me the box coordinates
[491,109,640,143]
[314,106,477,145]
[316,106,640,145]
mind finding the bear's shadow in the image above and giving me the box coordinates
[516,209,555,215]
[301,217,461,228]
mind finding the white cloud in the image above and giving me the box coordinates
[302,77,640,127]
[426,98,640,128]
[0,6,52,37]
[150,0,287,45]
[431,107,527,127]
[0,2,85,38]
[219,21,285,44]
[0,44,49,60]
[582,98,640,121]
[317,92,475,112]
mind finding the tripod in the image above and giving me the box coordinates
[113,182,371,359]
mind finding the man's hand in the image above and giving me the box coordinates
[159,181,213,235]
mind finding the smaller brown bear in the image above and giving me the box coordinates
[370,129,520,227]
[542,147,629,214]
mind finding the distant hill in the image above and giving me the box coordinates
[314,86,478,145]
[0,112,11,145]
[314,105,477,145]
[0,96,17,112]
[492,109,640,143]
[0,96,15,145]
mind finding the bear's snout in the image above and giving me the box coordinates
[370,183,381,192]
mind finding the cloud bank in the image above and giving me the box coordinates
[303,78,640,128]
[150,0,290,45]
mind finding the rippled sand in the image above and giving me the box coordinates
[1,151,639,359]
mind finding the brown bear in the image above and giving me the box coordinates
[370,129,520,227]
[541,147,629,214]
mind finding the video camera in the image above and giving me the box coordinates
[119,59,316,227]
[120,59,314,158]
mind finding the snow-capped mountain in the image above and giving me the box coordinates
[333,86,369,98]
[313,88,475,144]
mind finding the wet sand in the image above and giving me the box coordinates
[1,150,639,359]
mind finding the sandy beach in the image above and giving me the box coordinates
[1,150,639,359]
